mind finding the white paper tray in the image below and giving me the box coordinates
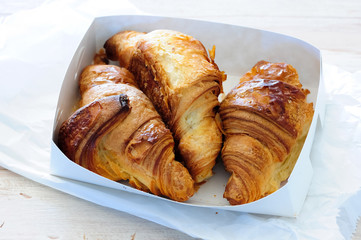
[51,15,324,217]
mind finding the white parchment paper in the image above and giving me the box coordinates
[0,1,361,239]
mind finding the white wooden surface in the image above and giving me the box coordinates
[0,0,360,239]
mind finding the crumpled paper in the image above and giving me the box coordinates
[0,1,361,239]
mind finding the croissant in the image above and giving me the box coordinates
[58,64,195,202]
[104,30,224,183]
[219,60,314,205]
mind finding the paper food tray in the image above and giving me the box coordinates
[51,15,324,217]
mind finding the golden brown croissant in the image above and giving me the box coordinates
[104,30,224,183]
[219,60,314,205]
[58,64,195,202]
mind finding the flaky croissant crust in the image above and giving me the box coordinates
[104,30,224,183]
[220,60,314,205]
[58,65,194,202]
[222,79,312,140]
[79,64,138,107]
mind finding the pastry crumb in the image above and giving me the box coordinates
[19,193,32,199]
[48,236,59,239]
[131,233,136,240]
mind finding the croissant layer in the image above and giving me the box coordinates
[58,64,194,202]
[104,30,224,183]
[220,60,314,205]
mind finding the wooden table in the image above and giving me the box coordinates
[1,0,360,239]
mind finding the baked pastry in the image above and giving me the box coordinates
[219,60,314,205]
[58,64,195,202]
[78,64,138,107]
[238,60,303,88]
[104,30,225,183]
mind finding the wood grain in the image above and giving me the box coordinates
[1,0,360,239]
[0,168,193,240]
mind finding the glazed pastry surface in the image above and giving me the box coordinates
[220,60,314,205]
[104,30,224,183]
[58,64,195,202]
